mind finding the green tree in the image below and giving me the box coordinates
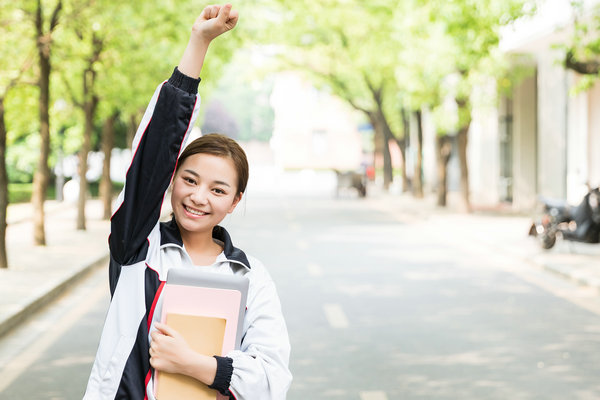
[252,0,408,190]
[428,0,531,210]
[60,0,241,223]
[563,1,600,89]
[20,0,63,245]
[58,1,104,230]
[394,3,454,199]
[0,4,37,267]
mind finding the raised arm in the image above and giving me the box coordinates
[178,4,239,78]
[109,5,238,267]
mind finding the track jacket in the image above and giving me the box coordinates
[84,68,292,400]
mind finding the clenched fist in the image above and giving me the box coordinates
[192,4,239,43]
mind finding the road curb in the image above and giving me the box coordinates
[0,253,109,338]
[540,263,600,293]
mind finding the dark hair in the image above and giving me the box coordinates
[175,133,249,195]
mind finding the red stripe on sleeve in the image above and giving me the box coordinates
[147,280,166,331]
[144,369,152,400]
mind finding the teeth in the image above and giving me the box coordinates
[184,206,207,216]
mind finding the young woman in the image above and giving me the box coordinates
[84,5,292,399]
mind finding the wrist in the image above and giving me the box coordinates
[184,352,217,386]
[188,33,212,49]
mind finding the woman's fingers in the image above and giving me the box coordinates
[154,322,179,338]
[202,4,221,21]
[217,4,231,22]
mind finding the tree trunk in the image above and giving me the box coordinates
[32,0,62,245]
[0,101,9,268]
[456,97,472,212]
[436,134,453,207]
[367,83,396,190]
[77,105,91,230]
[378,112,393,190]
[413,110,424,198]
[100,113,116,220]
[77,76,98,230]
[368,112,393,190]
[399,107,410,192]
[128,113,138,147]
[77,33,102,230]
[32,31,51,245]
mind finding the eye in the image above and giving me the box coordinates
[183,176,196,185]
[213,188,226,195]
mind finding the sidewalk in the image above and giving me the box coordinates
[366,191,600,292]
[1,191,599,339]
[0,199,110,337]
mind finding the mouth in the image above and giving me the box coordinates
[183,205,209,217]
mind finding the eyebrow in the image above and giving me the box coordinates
[183,169,231,187]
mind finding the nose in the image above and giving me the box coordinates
[189,186,209,205]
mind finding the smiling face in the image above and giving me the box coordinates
[171,153,241,236]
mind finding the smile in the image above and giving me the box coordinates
[184,205,209,216]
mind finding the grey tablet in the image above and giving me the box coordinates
[165,268,249,349]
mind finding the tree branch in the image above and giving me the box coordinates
[35,0,42,36]
[49,0,63,32]
[0,52,35,99]
[565,50,600,75]
[363,72,383,107]
[328,74,371,114]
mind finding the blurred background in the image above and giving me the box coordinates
[2,0,600,235]
[1,0,600,399]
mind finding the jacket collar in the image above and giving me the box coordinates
[160,217,251,269]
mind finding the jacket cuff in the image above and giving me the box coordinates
[209,356,234,395]
[168,67,201,94]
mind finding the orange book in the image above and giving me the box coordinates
[155,313,226,400]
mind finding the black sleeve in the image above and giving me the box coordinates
[109,67,200,266]
[209,356,235,397]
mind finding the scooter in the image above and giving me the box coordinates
[529,187,600,249]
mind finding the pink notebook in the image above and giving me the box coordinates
[154,269,249,400]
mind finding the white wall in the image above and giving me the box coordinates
[566,74,591,203]
[512,73,538,211]
[587,82,600,188]
[468,82,501,207]
[537,49,568,199]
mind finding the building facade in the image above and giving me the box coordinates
[467,0,600,211]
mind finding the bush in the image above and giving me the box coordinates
[8,183,34,203]
[7,181,123,204]
[8,183,57,203]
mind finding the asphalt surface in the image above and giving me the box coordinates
[1,184,600,399]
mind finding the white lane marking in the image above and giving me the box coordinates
[307,263,323,277]
[0,280,107,392]
[360,391,389,400]
[323,303,349,328]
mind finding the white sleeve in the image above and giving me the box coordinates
[227,261,292,399]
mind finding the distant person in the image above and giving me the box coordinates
[83,5,292,399]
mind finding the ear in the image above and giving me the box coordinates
[228,192,243,213]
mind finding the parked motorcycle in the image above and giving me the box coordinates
[529,187,600,249]
[334,169,367,198]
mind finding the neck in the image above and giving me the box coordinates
[180,229,223,266]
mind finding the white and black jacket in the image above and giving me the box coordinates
[84,68,292,400]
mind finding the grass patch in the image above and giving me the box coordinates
[8,183,56,203]
[8,181,124,204]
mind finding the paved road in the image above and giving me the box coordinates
[0,263,108,400]
[1,193,600,399]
